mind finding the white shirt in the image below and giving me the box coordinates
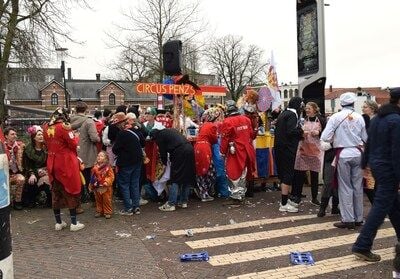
[320,107,367,158]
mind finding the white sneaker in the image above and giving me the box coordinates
[288,199,299,208]
[279,202,299,213]
[159,202,176,212]
[140,198,148,206]
[177,203,188,208]
[70,221,85,232]
[55,221,67,231]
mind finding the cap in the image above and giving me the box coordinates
[340,92,357,106]
[146,107,157,116]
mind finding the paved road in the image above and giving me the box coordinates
[11,188,397,278]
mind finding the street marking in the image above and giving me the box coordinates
[170,214,316,236]
[186,221,338,249]
[208,227,395,266]
[227,247,395,279]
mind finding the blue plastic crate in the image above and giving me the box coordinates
[180,251,209,262]
[290,252,315,265]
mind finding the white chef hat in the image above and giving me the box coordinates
[340,92,357,106]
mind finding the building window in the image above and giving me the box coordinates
[284,89,288,99]
[294,89,299,97]
[289,89,293,98]
[51,93,58,105]
[109,93,116,105]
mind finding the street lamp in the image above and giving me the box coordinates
[55,47,69,109]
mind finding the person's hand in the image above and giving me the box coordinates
[28,174,37,185]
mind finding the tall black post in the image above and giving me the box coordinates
[0,143,13,278]
[61,61,69,109]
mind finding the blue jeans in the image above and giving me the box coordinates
[353,177,400,252]
[212,142,230,198]
[143,183,159,201]
[168,183,190,205]
[117,163,141,211]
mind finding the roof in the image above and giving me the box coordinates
[324,87,390,105]
[6,82,42,100]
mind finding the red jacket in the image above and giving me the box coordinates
[220,114,256,180]
[194,122,218,176]
[44,121,81,195]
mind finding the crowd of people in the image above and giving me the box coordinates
[2,88,400,268]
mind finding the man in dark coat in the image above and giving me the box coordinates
[274,96,304,213]
[150,128,195,211]
[352,88,400,262]
[112,116,144,216]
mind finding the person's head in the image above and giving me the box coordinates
[102,108,112,118]
[115,105,127,114]
[49,107,70,125]
[125,112,137,128]
[27,125,44,146]
[94,110,102,120]
[75,101,88,114]
[362,100,379,116]
[389,87,400,105]
[4,127,17,143]
[127,105,140,119]
[339,92,357,108]
[145,107,157,121]
[96,151,109,165]
[202,107,223,123]
[305,102,320,117]
[112,112,127,130]
[225,100,239,117]
[288,97,304,112]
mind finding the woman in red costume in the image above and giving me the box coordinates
[194,108,221,201]
[44,108,85,232]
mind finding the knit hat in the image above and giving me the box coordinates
[202,107,222,122]
[27,125,43,138]
[340,92,357,106]
[390,87,400,98]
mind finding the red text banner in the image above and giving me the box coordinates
[135,83,226,96]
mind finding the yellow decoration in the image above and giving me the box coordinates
[47,126,55,137]
[183,95,205,118]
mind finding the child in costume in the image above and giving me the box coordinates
[89,151,115,219]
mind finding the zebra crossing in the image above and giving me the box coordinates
[169,214,396,278]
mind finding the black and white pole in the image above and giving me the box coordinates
[0,143,13,279]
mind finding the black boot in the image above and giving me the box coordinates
[331,196,340,215]
[317,197,329,217]
[245,181,254,197]
[13,201,23,210]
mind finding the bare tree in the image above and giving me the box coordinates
[207,35,267,101]
[0,0,89,121]
[106,0,207,83]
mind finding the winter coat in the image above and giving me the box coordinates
[367,103,400,183]
[70,114,100,168]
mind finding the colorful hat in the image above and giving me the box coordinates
[146,107,157,116]
[202,108,222,122]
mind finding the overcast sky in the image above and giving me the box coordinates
[59,0,400,88]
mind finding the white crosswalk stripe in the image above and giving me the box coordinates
[170,215,396,278]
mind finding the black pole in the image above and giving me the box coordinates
[61,61,69,109]
[0,143,13,278]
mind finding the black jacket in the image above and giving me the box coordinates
[274,109,303,154]
[112,128,143,167]
[367,103,400,183]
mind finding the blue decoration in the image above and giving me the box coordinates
[163,77,174,100]
[180,251,209,262]
[290,252,315,265]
